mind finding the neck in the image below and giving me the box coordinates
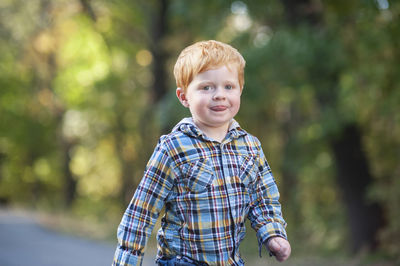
[193,120,230,143]
[204,128,227,143]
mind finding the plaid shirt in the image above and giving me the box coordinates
[113,118,287,266]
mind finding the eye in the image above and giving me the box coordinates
[202,85,212,91]
[225,84,233,90]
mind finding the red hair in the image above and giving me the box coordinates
[174,40,246,91]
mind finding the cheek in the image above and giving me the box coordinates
[188,97,207,113]
[232,96,241,110]
[234,102,240,115]
[192,96,208,107]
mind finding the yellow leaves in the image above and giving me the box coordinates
[71,140,122,199]
[112,49,129,74]
[136,49,153,67]
[76,61,109,87]
[37,89,54,108]
[122,136,136,161]
[33,158,52,183]
[53,16,110,106]
[33,31,56,55]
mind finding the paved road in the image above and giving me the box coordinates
[0,208,155,266]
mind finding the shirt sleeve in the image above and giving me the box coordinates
[112,138,175,266]
[247,142,287,257]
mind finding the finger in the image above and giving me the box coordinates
[276,255,287,262]
[275,250,288,262]
[268,238,281,253]
[276,244,291,261]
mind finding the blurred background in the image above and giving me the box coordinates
[0,0,399,265]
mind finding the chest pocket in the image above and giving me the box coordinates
[239,156,259,192]
[178,158,214,193]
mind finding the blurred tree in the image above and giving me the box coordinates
[241,0,396,255]
[0,0,67,206]
[280,0,384,252]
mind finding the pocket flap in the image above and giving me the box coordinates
[178,159,214,192]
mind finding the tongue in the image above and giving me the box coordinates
[211,106,226,111]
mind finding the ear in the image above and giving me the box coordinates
[176,87,189,107]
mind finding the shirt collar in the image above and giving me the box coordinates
[172,117,247,141]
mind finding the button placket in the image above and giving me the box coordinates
[218,143,237,260]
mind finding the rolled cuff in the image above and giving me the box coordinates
[112,246,142,266]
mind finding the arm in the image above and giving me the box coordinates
[112,140,174,266]
[247,143,288,258]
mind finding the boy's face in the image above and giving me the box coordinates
[177,65,241,135]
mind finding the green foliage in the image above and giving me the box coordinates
[0,0,399,262]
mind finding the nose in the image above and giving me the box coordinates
[212,87,226,100]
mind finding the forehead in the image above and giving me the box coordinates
[192,65,239,82]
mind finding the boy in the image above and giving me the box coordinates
[113,40,291,265]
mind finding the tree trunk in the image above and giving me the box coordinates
[59,134,77,207]
[331,124,384,251]
[150,0,169,104]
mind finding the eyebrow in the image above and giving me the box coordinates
[196,81,213,86]
[197,80,237,85]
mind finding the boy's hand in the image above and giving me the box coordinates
[266,237,291,262]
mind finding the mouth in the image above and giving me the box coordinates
[210,105,228,112]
